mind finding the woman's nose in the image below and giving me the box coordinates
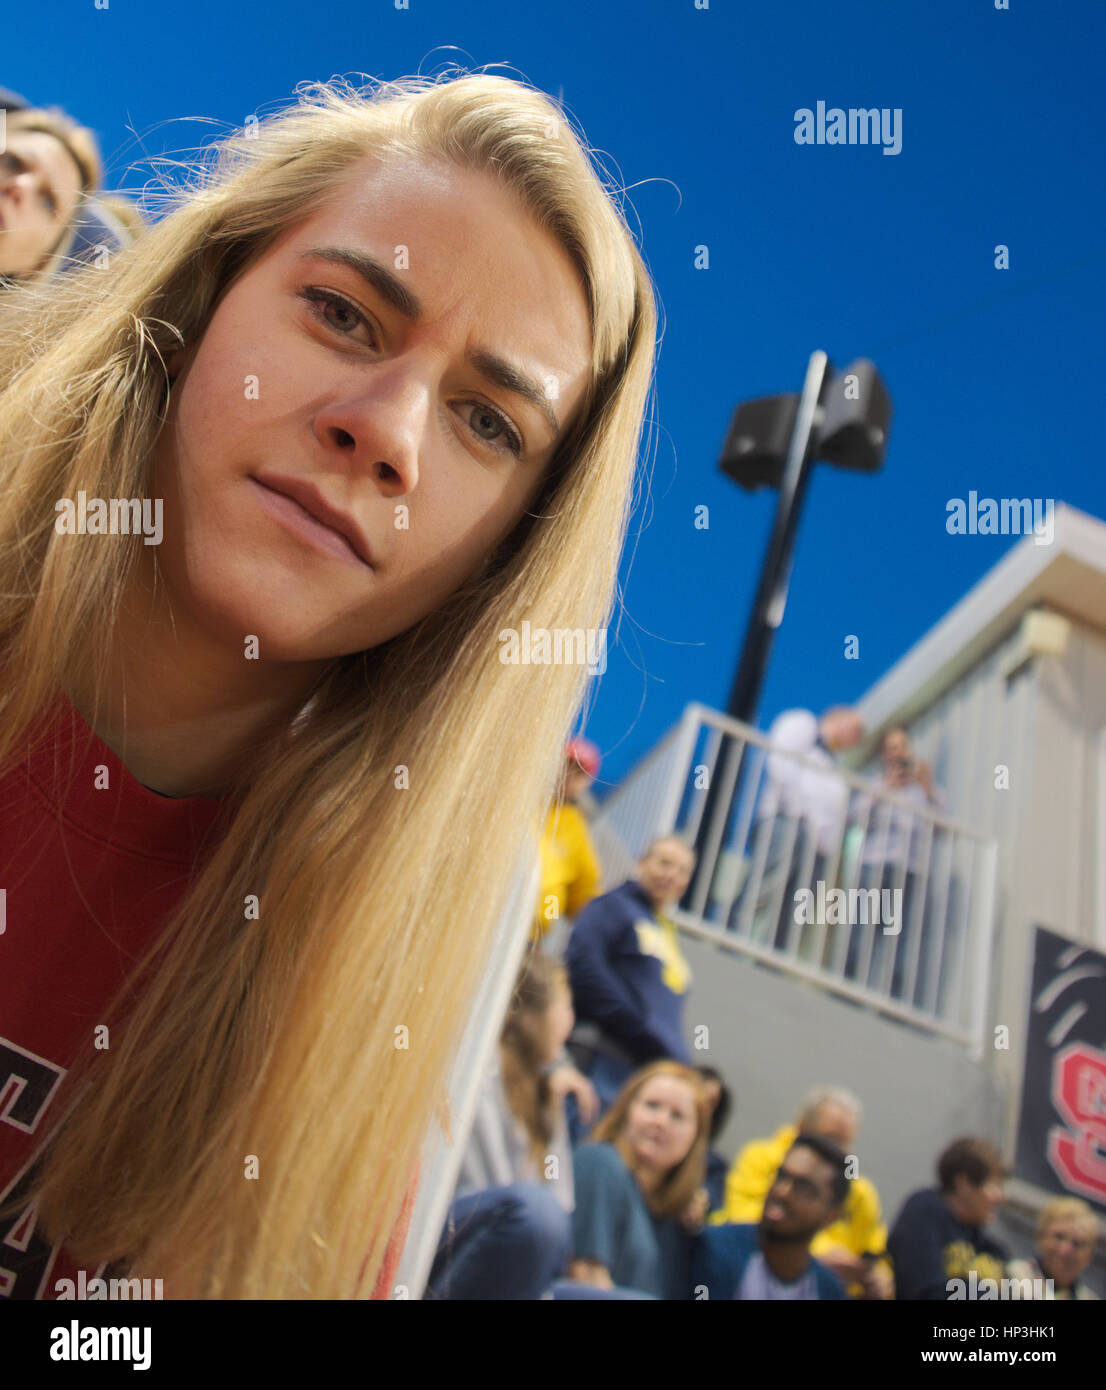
[312,389,422,496]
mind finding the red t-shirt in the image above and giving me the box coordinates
[0,696,408,1299]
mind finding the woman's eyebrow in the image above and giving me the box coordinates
[298,245,563,439]
[468,346,561,439]
[301,245,421,319]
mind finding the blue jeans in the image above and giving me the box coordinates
[550,1280,657,1299]
[588,1052,635,1114]
[426,1183,570,1300]
[566,1051,636,1145]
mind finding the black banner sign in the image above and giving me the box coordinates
[1015,926,1106,1209]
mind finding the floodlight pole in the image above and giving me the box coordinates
[726,349,831,722]
[685,349,832,914]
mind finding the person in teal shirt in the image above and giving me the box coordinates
[558,1061,710,1299]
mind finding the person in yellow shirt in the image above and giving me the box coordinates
[533,739,602,942]
[712,1085,893,1298]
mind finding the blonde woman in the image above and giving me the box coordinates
[0,71,657,1300]
[565,1061,710,1299]
[1007,1197,1100,1300]
[0,96,133,284]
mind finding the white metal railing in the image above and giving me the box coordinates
[591,703,999,1052]
[589,722,690,889]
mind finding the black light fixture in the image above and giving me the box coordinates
[685,350,892,911]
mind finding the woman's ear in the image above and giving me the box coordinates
[166,347,187,382]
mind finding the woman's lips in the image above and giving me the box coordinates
[250,477,372,570]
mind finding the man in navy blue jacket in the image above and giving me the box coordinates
[565,835,696,1117]
[691,1135,849,1300]
[887,1136,1008,1299]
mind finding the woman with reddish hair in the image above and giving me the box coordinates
[563,1061,710,1299]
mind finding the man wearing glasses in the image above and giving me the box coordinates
[691,1135,850,1300]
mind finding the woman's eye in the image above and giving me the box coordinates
[299,289,524,459]
[299,288,376,345]
[464,402,523,458]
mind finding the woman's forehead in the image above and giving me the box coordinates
[1045,1217,1091,1235]
[254,159,593,429]
[281,157,588,325]
[638,1077,693,1104]
[9,129,83,195]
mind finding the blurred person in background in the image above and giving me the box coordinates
[712,1085,892,1298]
[846,726,945,1006]
[694,1134,851,1300]
[888,1136,1008,1300]
[1007,1197,1100,1300]
[745,705,865,949]
[427,952,593,1299]
[561,1061,709,1299]
[0,90,139,286]
[532,736,602,945]
[565,834,696,1121]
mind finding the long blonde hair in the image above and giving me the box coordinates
[0,72,658,1298]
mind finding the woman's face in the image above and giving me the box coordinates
[0,129,84,277]
[1037,1217,1095,1288]
[151,152,593,664]
[624,1075,699,1176]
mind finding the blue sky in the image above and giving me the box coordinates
[8,0,1104,792]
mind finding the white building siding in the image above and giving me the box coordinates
[856,605,1106,1157]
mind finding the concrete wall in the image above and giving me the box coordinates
[678,927,1006,1228]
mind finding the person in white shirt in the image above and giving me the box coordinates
[744,706,864,949]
